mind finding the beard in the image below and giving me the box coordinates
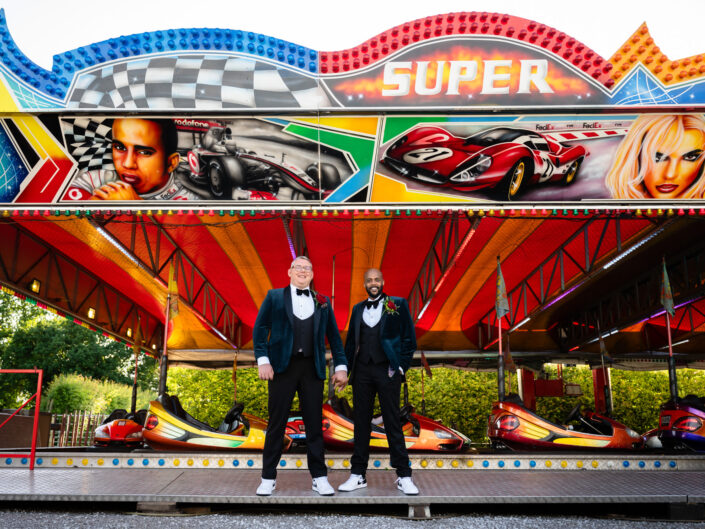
[365,285,383,299]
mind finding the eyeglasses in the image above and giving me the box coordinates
[291,265,313,272]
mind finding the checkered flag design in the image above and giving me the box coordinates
[61,117,114,172]
[67,54,330,110]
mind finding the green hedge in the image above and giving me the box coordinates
[165,366,705,444]
[44,374,155,414]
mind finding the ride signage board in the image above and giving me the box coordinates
[0,10,704,205]
[320,36,609,109]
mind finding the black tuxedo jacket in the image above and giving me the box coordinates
[253,286,346,380]
[344,296,416,377]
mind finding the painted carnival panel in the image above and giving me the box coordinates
[373,114,705,202]
[37,116,368,203]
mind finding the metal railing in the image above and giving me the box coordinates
[0,369,43,469]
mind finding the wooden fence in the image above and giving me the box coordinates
[48,412,106,447]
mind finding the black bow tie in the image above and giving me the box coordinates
[296,288,310,297]
[365,298,382,309]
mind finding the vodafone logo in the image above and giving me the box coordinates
[174,119,212,129]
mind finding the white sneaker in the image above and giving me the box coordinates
[312,476,335,496]
[396,476,419,495]
[256,478,276,496]
[338,473,367,492]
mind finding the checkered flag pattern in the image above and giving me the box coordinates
[67,55,330,110]
[61,117,114,172]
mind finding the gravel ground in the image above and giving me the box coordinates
[1,510,704,528]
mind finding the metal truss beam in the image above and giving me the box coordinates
[408,212,479,321]
[94,215,240,344]
[0,219,162,347]
[477,217,664,347]
[562,238,705,349]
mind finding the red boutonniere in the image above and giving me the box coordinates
[383,297,398,315]
[312,291,328,309]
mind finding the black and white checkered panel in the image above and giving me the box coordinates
[66,54,329,110]
[60,117,114,172]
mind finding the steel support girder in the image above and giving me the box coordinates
[563,241,705,349]
[477,217,647,345]
[0,219,162,347]
[408,213,478,321]
[94,215,239,344]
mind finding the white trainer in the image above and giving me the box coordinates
[338,474,367,492]
[312,476,335,496]
[396,476,419,495]
[256,478,276,496]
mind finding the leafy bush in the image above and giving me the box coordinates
[165,365,705,444]
[45,374,155,414]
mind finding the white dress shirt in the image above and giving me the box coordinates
[290,284,314,320]
[362,296,383,327]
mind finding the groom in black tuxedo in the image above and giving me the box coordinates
[339,268,419,495]
[253,256,348,496]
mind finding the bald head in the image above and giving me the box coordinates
[363,268,384,299]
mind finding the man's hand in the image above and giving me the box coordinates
[91,181,142,201]
[332,370,348,391]
[258,363,274,380]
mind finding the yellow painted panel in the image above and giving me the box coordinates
[296,116,379,137]
[370,173,483,203]
[521,423,551,440]
[12,115,68,159]
[553,437,610,448]
[0,74,18,112]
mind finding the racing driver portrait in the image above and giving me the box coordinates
[64,117,200,201]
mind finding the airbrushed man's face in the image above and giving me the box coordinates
[112,118,172,194]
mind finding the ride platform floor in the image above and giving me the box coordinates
[2,465,705,508]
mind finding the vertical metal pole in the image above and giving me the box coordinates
[328,255,336,400]
[30,369,42,470]
[666,312,678,401]
[158,293,171,398]
[421,369,426,415]
[498,319,505,401]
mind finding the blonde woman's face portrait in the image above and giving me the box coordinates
[642,125,705,199]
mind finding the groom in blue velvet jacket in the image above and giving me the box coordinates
[253,255,348,497]
[338,267,419,495]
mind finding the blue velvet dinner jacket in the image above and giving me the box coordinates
[344,296,417,376]
[253,286,346,380]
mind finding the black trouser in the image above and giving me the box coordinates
[350,360,411,478]
[261,355,326,480]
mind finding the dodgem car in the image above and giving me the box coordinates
[383,126,587,200]
[186,126,341,200]
[657,395,705,452]
[488,398,642,451]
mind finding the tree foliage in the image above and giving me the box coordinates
[0,291,158,408]
[45,374,154,414]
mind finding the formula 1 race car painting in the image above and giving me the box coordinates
[382,125,588,200]
[185,125,342,200]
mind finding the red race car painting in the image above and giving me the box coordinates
[382,126,588,200]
